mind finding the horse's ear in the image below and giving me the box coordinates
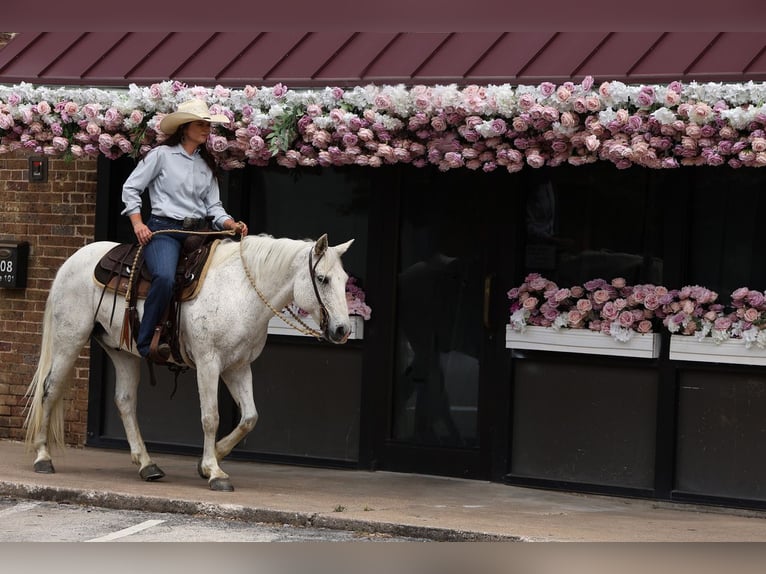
[314,234,329,256]
[333,239,354,256]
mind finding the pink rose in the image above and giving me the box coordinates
[64,101,79,116]
[744,308,760,323]
[567,310,584,326]
[522,297,539,311]
[576,299,592,313]
[556,86,571,103]
[593,289,611,305]
[430,116,447,132]
[637,320,652,333]
[611,277,626,288]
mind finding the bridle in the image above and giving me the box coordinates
[239,238,330,341]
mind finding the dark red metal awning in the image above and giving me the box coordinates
[0,31,764,88]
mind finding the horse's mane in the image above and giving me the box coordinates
[213,233,312,277]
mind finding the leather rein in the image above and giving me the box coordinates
[239,238,329,341]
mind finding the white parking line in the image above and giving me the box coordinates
[86,519,166,542]
[0,501,41,517]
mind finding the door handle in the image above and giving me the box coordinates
[483,273,494,330]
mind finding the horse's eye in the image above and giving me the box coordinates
[317,275,328,285]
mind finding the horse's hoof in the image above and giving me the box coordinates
[209,477,234,492]
[140,464,166,481]
[197,459,208,479]
[34,460,55,474]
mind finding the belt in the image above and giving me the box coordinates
[153,215,209,230]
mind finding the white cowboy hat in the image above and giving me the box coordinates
[158,99,229,135]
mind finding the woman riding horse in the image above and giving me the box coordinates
[121,99,248,361]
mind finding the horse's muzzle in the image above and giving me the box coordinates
[326,323,351,344]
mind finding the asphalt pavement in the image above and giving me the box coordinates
[2,439,766,542]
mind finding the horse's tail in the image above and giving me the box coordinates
[24,294,65,452]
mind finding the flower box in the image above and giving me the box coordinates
[268,315,365,340]
[505,325,661,359]
[669,335,766,366]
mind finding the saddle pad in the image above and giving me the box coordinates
[93,239,222,302]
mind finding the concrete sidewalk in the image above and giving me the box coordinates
[1,439,766,541]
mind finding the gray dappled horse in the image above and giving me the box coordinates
[25,233,353,491]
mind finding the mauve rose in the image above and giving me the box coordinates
[636,91,654,107]
[618,311,635,328]
[601,302,618,320]
[614,298,627,310]
[210,135,228,152]
[249,136,265,151]
[543,309,560,322]
[539,82,556,97]
[552,288,570,303]
[611,277,626,288]
[714,317,732,331]
[576,299,592,313]
[271,83,287,98]
[747,291,765,307]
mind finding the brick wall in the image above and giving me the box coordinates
[0,150,97,446]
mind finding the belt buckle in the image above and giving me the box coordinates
[182,217,196,230]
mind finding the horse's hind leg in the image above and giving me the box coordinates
[100,346,165,481]
[26,307,94,474]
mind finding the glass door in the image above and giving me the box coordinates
[384,166,521,477]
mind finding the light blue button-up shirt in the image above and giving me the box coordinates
[121,144,231,229]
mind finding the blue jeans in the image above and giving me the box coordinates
[137,216,185,357]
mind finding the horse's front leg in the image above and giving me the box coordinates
[215,363,258,459]
[196,361,233,491]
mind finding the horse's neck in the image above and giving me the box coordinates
[239,236,307,308]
